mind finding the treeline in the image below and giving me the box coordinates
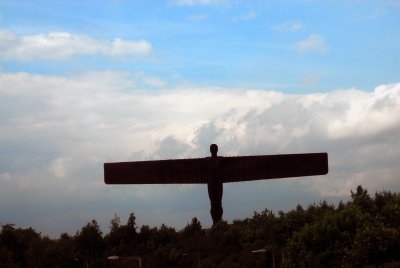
[1,185,400,267]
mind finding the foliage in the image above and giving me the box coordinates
[1,185,400,267]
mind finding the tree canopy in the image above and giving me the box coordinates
[1,185,400,267]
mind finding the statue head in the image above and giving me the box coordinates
[210,144,218,157]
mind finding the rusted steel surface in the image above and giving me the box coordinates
[104,158,210,184]
[219,153,328,183]
[104,152,328,184]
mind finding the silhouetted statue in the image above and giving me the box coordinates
[104,144,328,225]
[207,144,223,225]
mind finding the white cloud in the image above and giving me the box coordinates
[325,86,400,139]
[0,71,399,235]
[297,34,329,53]
[272,21,303,32]
[141,75,167,88]
[48,158,69,179]
[108,38,152,57]
[0,29,152,61]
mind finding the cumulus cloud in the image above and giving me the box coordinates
[297,34,329,53]
[1,71,399,235]
[0,29,152,61]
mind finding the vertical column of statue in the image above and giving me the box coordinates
[207,144,223,225]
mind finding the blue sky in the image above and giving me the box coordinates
[2,0,399,91]
[0,0,400,237]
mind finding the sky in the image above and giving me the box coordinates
[0,0,399,237]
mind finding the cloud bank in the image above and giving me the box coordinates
[0,71,399,235]
[0,29,152,61]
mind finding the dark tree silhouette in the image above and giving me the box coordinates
[1,185,400,267]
